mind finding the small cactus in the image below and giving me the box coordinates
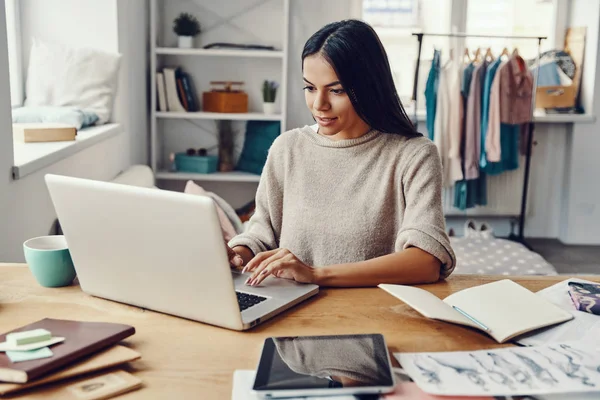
[262,80,279,103]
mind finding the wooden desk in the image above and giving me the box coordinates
[1,264,598,399]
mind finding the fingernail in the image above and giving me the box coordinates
[245,277,251,284]
[242,266,247,273]
[260,269,268,275]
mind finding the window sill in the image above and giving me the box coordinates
[12,123,122,180]
[408,108,595,124]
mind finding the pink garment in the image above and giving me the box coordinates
[464,63,484,180]
[485,61,508,162]
[184,180,237,241]
[499,55,533,124]
[433,61,463,187]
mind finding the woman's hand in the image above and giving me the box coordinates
[243,248,315,286]
[225,240,244,269]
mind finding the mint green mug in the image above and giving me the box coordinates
[23,235,76,287]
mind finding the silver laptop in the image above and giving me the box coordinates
[45,174,319,331]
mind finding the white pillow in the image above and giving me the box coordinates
[24,38,121,124]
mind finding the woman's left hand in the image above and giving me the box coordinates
[242,248,315,286]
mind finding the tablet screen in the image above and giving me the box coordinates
[253,334,394,394]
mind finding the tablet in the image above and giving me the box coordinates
[252,333,395,398]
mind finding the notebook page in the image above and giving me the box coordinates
[443,279,573,343]
[378,285,479,329]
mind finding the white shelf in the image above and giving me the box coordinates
[155,111,283,121]
[155,47,284,58]
[156,170,261,183]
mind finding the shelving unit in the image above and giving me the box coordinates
[155,47,285,58]
[155,111,283,121]
[149,0,289,184]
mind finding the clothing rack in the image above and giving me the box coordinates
[411,32,546,249]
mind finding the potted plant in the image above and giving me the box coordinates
[173,12,200,49]
[262,80,279,114]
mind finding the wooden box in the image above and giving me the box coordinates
[536,85,578,109]
[535,27,585,109]
[202,81,248,113]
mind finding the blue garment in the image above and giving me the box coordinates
[424,50,441,140]
[530,61,562,86]
[480,59,502,169]
[461,63,475,97]
[484,124,520,175]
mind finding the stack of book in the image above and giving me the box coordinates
[156,67,199,112]
[0,318,142,398]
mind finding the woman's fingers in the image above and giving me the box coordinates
[251,261,284,286]
[243,249,279,273]
[224,241,243,268]
[246,250,289,284]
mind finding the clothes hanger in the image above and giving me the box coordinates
[500,47,510,59]
[463,47,472,63]
[485,47,495,61]
[473,48,482,63]
[512,46,520,57]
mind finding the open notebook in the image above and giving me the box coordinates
[379,279,573,343]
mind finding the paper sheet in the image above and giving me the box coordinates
[395,344,600,397]
[516,278,600,348]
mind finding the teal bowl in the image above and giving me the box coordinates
[23,235,76,287]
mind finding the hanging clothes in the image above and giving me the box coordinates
[480,58,503,170]
[453,62,476,211]
[433,60,463,187]
[424,50,441,141]
[484,54,533,174]
[464,62,487,180]
[499,55,534,125]
[485,61,507,163]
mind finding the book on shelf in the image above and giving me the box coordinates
[181,71,199,111]
[161,66,199,112]
[156,72,167,112]
[162,67,186,112]
[379,279,573,343]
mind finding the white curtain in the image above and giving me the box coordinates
[5,0,23,107]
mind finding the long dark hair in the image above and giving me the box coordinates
[302,19,420,138]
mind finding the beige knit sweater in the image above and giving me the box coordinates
[228,125,456,279]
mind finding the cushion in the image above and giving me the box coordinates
[235,121,280,175]
[450,237,557,276]
[12,106,98,130]
[24,38,121,124]
[184,180,239,241]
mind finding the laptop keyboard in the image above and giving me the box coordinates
[236,291,267,311]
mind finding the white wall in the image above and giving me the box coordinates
[559,0,600,244]
[19,0,119,73]
[0,0,148,262]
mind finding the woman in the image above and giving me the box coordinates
[227,19,455,287]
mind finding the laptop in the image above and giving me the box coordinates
[45,174,319,331]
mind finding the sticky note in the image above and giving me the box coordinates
[6,329,52,346]
[0,336,65,352]
[6,347,53,363]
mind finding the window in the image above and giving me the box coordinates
[363,0,452,110]
[4,0,23,107]
[465,0,555,60]
[361,0,558,111]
